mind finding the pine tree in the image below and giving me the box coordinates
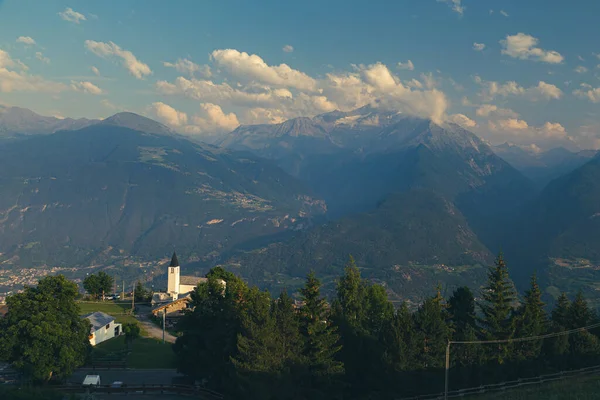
[551,293,571,329]
[299,271,344,392]
[478,252,517,364]
[568,291,595,328]
[566,292,599,363]
[448,287,482,367]
[513,274,546,361]
[381,302,417,372]
[413,294,451,369]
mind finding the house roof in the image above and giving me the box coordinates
[170,251,179,267]
[180,275,207,286]
[82,311,116,332]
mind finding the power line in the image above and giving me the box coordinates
[450,322,600,345]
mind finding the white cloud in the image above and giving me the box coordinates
[35,52,50,64]
[163,58,211,78]
[397,60,415,70]
[70,81,103,95]
[575,66,588,74]
[85,40,152,79]
[500,10,509,17]
[475,76,562,101]
[448,113,476,128]
[489,118,568,140]
[100,99,117,110]
[210,49,317,91]
[0,49,64,93]
[16,36,36,46]
[151,102,188,127]
[573,85,600,103]
[475,104,519,118]
[282,45,294,53]
[579,55,585,61]
[58,7,86,24]
[91,66,100,76]
[473,43,486,51]
[500,33,564,64]
[437,0,464,15]
[158,50,449,125]
[191,103,240,133]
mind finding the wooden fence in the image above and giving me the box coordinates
[399,364,600,400]
[55,383,223,399]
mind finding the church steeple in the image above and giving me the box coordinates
[170,251,179,267]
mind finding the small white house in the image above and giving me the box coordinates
[82,311,122,346]
[82,375,101,386]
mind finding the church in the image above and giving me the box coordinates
[166,252,207,300]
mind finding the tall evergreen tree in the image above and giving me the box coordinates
[566,292,599,363]
[513,274,546,361]
[413,294,451,369]
[299,271,344,394]
[174,270,247,391]
[551,293,571,329]
[448,287,482,368]
[478,252,516,364]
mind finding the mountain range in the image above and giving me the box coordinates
[1,105,600,304]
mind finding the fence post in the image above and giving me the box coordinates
[444,341,450,400]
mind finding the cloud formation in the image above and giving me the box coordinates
[397,60,415,70]
[475,104,519,118]
[573,84,600,103]
[449,113,476,128]
[70,81,103,95]
[437,0,464,15]
[35,52,50,64]
[58,7,86,24]
[475,76,562,101]
[91,66,100,76]
[210,49,317,91]
[282,45,294,53]
[16,36,35,45]
[500,33,564,64]
[473,43,485,51]
[151,102,188,127]
[163,58,211,78]
[85,40,152,79]
[0,49,65,93]
[574,66,588,74]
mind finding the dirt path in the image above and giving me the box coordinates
[135,308,177,344]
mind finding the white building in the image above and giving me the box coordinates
[167,252,208,300]
[82,311,122,346]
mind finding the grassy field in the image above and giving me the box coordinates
[92,335,177,369]
[474,375,600,400]
[78,300,147,336]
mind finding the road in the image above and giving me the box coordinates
[135,306,177,344]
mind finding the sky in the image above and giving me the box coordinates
[1,0,600,149]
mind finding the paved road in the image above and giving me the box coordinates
[135,306,177,344]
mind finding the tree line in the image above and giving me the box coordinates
[174,254,600,400]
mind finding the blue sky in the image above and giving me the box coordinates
[1,0,600,149]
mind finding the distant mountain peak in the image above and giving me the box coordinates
[100,112,174,135]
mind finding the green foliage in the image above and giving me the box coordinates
[0,275,91,382]
[134,281,151,303]
[513,274,546,361]
[298,271,344,394]
[413,294,451,369]
[83,271,114,299]
[479,252,517,364]
[123,322,141,346]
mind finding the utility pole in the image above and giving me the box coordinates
[162,309,166,344]
[444,341,451,400]
[122,281,125,301]
[132,284,135,313]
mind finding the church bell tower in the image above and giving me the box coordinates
[167,251,180,299]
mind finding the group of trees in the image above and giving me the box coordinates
[174,255,600,399]
[0,276,91,383]
[82,271,114,300]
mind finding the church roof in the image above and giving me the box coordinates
[180,275,207,286]
[170,252,179,267]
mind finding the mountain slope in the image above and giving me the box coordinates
[0,105,97,138]
[224,189,492,301]
[218,108,534,251]
[0,119,325,268]
[514,155,600,263]
[494,143,598,188]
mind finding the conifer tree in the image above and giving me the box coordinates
[478,252,517,364]
[566,291,599,362]
[551,293,571,329]
[381,302,417,372]
[513,274,546,361]
[448,287,482,367]
[413,294,451,369]
[299,271,344,392]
